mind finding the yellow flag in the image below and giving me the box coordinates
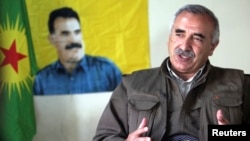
[26,0,150,74]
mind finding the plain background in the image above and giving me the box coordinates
[33,1,250,141]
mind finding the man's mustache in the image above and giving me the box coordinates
[174,48,195,58]
[65,43,82,50]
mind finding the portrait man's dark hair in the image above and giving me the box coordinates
[48,7,80,34]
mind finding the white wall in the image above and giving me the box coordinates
[33,1,250,141]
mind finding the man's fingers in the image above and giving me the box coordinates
[216,109,229,125]
[126,118,150,141]
[135,126,149,135]
[135,118,148,136]
[138,118,148,129]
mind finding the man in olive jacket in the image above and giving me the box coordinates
[93,4,250,141]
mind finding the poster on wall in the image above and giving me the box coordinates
[26,0,151,95]
[0,0,149,139]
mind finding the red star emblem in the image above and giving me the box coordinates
[0,40,27,73]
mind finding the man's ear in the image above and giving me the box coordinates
[209,40,219,56]
[212,40,219,51]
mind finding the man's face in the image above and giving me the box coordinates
[168,11,218,76]
[49,17,84,63]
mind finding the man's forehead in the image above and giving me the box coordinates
[174,11,214,27]
[54,17,80,28]
[172,12,214,33]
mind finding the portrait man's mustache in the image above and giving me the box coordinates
[65,43,82,50]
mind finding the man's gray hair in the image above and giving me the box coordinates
[169,4,220,44]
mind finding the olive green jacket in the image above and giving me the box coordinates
[93,59,250,141]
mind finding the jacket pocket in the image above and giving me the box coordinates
[212,92,243,124]
[128,93,159,135]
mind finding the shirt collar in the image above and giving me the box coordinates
[166,59,205,82]
[54,56,87,72]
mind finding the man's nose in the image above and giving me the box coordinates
[68,33,81,42]
[180,37,192,50]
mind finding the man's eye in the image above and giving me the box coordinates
[194,37,203,42]
[61,32,69,36]
[176,33,183,37]
[75,30,81,35]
